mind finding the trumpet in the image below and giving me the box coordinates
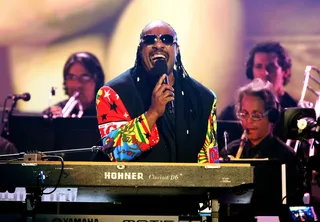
[299,65,320,117]
[62,91,84,118]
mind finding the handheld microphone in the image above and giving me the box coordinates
[152,59,174,114]
[8,92,31,101]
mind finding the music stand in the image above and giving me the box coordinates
[7,114,55,152]
[52,117,102,161]
[7,114,104,161]
[219,158,284,217]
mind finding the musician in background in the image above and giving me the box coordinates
[43,52,105,117]
[96,20,218,163]
[219,41,297,121]
[0,136,17,155]
[220,78,302,206]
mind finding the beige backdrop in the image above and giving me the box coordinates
[1,0,320,115]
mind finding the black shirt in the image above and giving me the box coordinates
[0,136,17,155]
[220,135,303,209]
[221,134,297,162]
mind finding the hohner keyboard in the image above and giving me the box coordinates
[0,162,254,222]
[0,161,253,189]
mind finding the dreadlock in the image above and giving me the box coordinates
[131,46,141,80]
[174,50,203,120]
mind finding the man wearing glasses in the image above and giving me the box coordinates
[96,20,218,163]
[43,52,105,117]
[220,78,302,207]
[219,41,297,121]
[220,78,293,157]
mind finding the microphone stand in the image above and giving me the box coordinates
[0,145,105,161]
[42,146,102,155]
[0,145,107,222]
[1,96,18,138]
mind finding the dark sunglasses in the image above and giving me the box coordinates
[65,73,93,83]
[237,110,270,121]
[141,34,177,46]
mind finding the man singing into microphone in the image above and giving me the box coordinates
[96,20,218,162]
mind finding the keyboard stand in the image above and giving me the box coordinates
[211,199,219,222]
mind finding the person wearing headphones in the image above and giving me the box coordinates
[219,41,297,121]
[220,78,294,159]
[220,78,302,213]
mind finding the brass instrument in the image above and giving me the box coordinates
[235,129,248,159]
[299,65,320,117]
[290,65,320,205]
[61,91,84,118]
[288,66,320,156]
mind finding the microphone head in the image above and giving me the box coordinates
[151,59,168,77]
[23,92,31,101]
[8,92,31,101]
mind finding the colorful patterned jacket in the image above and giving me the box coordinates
[96,69,218,163]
